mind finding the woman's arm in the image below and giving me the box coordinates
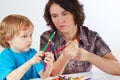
[51,40,78,76]
[88,52,120,75]
[78,48,120,75]
[51,53,69,76]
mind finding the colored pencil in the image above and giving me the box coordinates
[43,31,56,52]
[54,38,81,54]
[43,31,56,72]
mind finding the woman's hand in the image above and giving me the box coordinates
[74,48,90,61]
[63,39,79,60]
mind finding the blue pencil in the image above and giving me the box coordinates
[50,42,54,52]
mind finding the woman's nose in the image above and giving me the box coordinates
[58,16,65,23]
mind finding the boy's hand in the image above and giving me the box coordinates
[30,51,44,65]
[43,52,54,67]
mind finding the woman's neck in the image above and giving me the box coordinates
[62,26,79,41]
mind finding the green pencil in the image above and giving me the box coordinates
[43,31,56,52]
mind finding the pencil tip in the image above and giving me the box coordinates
[77,38,81,42]
[54,31,56,34]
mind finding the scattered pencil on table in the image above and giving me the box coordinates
[78,76,84,79]
[52,75,91,80]
[85,78,91,80]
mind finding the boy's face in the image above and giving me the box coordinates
[8,27,33,53]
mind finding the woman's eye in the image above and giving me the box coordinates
[62,12,70,16]
[51,15,57,18]
[63,13,68,15]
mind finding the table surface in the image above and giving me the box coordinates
[30,68,120,80]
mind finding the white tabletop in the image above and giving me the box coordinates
[30,69,120,80]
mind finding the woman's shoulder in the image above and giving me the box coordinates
[40,29,55,40]
[41,29,54,36]
[80,26,102,43]
[81,26,98,36]
[81,26,97,33]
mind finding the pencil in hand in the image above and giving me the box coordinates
[54,38,81,54]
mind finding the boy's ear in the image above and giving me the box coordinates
[6,38,13,44]
[7,40,12,44]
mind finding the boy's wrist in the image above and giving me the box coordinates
[29,59,34,65]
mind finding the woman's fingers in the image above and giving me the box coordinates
[63,39,79,60]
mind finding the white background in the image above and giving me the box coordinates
[0,0,120,61]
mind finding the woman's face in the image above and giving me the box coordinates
[50,3,77,33]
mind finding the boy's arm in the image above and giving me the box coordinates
[39,64,53,79]
[6,51,43,80]
[6,60,33,80]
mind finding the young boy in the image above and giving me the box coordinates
[0,14,53,80]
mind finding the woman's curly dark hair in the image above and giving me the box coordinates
[43,0,85,30]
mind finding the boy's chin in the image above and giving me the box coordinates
[24,48,30,51]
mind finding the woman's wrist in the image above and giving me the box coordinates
[86,52,93,62]
[62,52,71,61]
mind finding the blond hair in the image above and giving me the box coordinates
[0,14,34,48]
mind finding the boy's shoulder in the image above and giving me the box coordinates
[0,48,10,54]
[29,48,37,53]
[0,48,12,60]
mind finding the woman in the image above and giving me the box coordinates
[40,0,120,76]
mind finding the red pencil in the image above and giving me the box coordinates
[43,41,51,72]
[54,38,81,54]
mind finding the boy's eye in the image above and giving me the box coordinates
[30,34,32,37]
[22,35,27,38]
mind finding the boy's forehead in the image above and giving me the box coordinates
[24,27,33,32]
[20,25,33,30]
[19,27,33,34]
